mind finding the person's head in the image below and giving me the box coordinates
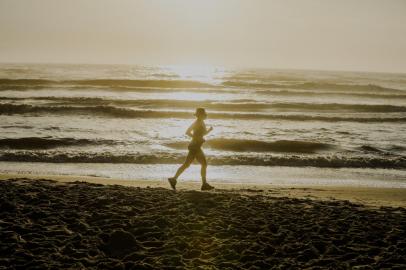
[194,107,207,120]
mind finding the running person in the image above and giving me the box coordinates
[168,108,214,191]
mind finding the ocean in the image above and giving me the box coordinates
[1,63,405,187]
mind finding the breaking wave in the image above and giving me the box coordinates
[1,151,405,169]
[0,137,113,149]
[223,81,405,94]
[166,139,334,154]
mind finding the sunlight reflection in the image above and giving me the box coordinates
[163,91,217,101]
[161,64,226,85]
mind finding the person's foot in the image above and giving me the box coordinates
[168,177,177,190]
[201,182,214,191]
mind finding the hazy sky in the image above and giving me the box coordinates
[1,0,405,72]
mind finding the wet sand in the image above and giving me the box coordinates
[1,177,405,269]
[1,173,406,208]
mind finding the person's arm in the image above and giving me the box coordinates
[185,122,195,137]
[205,126,213,135]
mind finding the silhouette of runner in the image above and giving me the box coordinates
[168,108,214,191]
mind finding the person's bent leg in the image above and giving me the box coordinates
[168,151,195,190]
[172,150,195,180]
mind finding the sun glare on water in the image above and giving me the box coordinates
[159,65,227,101]
[163,64,225,85]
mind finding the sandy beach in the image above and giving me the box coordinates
[1,176,405,269]
[2,1,406,269]
[2,173,406,208]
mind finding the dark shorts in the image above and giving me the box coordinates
[188,141,204,153]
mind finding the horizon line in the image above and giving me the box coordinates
[0,60,405,76]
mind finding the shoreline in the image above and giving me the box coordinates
[1,173,405,208]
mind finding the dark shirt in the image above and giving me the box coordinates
[188,120,206,150]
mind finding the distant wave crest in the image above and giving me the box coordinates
[269,103,406,112]
[2,78,404,94]
[2,103,406,122]
[0,78,214,89]
[257,89,406,99]
[5,97,406,113]
[223,81,405,94]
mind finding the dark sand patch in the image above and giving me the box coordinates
[1,178,405,269]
